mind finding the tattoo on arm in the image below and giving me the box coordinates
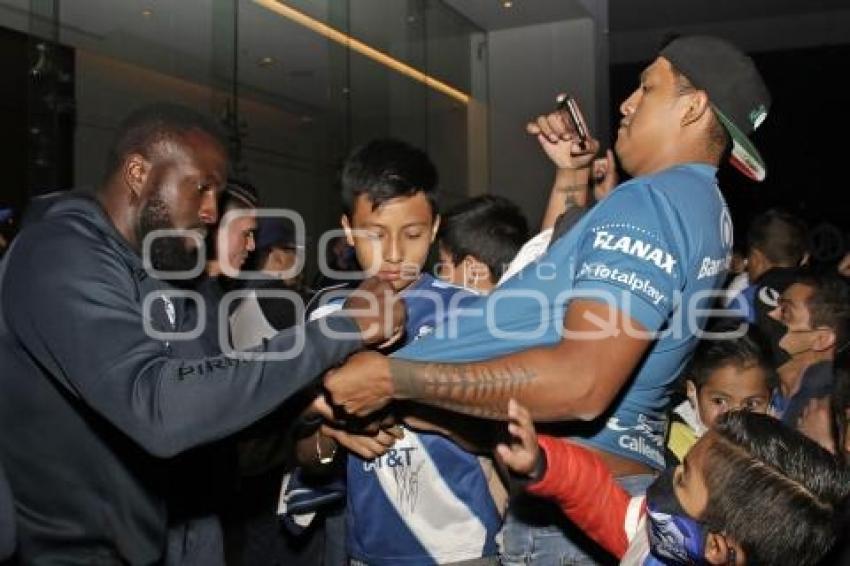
[556,184,588,207]
[389,359,536,419]
[422,401,511,420]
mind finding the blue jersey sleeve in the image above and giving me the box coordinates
[569,183,686,332]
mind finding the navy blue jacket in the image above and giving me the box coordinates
[0,192,361,564]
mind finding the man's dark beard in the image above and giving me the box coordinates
[138,193,200,275]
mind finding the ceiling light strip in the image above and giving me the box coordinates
[252,0,470,104]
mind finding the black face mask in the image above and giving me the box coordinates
[757,313,792,368]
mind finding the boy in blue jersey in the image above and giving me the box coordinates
[325,36,773,564]
[291,139,502,565]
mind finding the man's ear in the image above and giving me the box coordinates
[340,214,355,247]
[681,90,711,128]
[430,214,441,243]
[704,532,741,565]
[123,153,150,200]
[812,328,837,352]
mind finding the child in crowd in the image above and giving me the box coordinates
[666,325,775,465]
[436,195,528,294]
[196,179,258,355]
[499,401,849,566]
[726,209,808,323]
[287,138,502,565]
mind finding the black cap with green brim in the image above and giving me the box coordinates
[661,36,771,181]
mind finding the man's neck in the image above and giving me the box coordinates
[95,185,139,252]
[206,261,222,278]
[777,360,806,398]
[634,140,719,178]
[397,273,425,295]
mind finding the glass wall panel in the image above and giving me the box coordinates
[0,0,486,270]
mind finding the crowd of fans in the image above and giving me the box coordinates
[0,34,849,566]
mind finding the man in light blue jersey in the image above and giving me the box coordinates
[325,36,771,564]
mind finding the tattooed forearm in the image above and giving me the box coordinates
[556,184,588,207]
[419,400,511,420]
[389,358,536,418]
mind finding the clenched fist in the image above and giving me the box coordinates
[324,351,394,418]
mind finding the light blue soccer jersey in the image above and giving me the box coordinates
[396,164,732,470]
[345,274,501,565]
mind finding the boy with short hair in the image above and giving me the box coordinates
[499,402,848,565]
[436,195,529,294]
[666,324,776,464]
[726,209,808,322]
[289,138,501,565]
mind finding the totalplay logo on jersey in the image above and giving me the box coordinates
[577,262,668,306]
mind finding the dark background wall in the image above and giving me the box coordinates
[0,25,74,214]
[0,26,29,213]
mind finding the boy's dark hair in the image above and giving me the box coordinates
[438,195,529,283]
[105,103,227,181]
[796,272,850,353]
[747,209,808,266]
[682,322,777,392]
[704,411,850,566]
[221,178,259,212]
[340,138,438,217]
[700,411,850,566]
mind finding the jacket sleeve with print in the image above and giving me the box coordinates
[1,207,363,459]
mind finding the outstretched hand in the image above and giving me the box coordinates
[495,399,542,478]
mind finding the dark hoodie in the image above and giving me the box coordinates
[0,192,361,564]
